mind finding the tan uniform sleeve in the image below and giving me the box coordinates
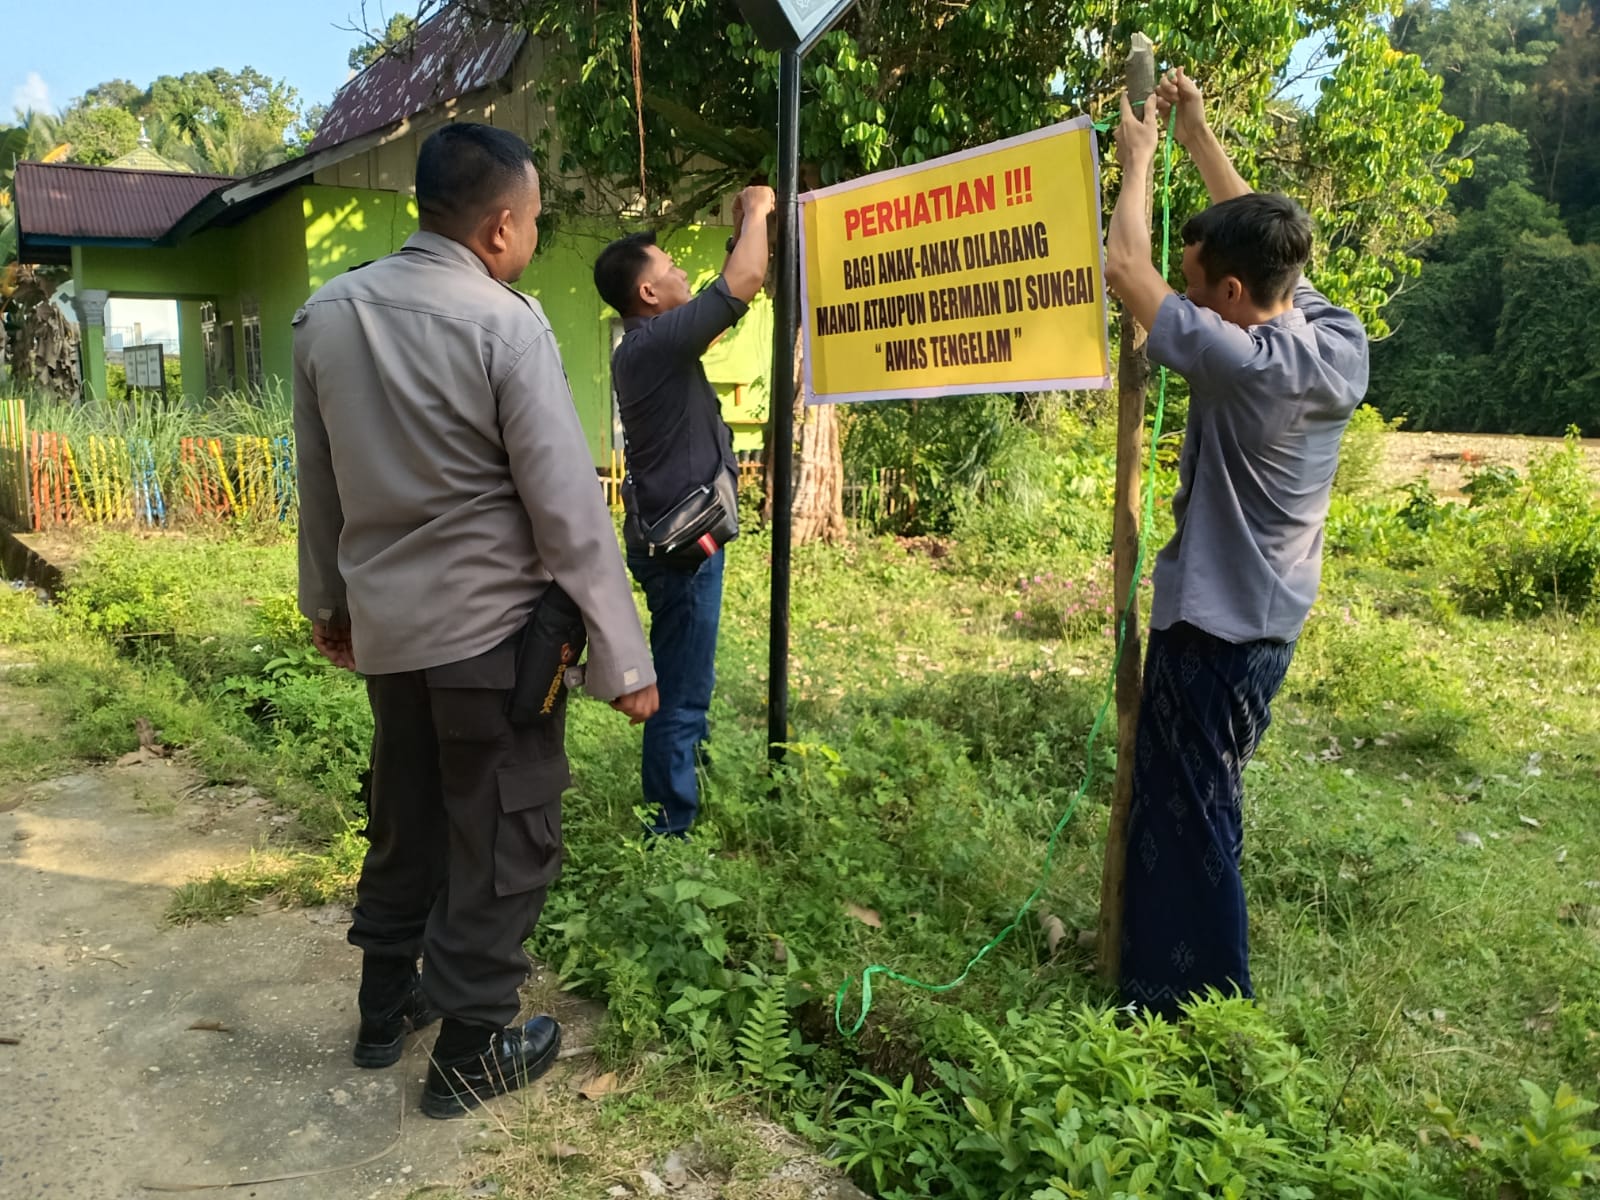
[292,318,348,625]
[497,327,655,700]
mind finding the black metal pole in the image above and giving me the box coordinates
[766,47,801,761]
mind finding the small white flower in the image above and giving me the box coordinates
[252,644,265,653]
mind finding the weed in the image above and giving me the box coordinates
[165,829,365,924]
[5,422,1597,1196]
[166,875,252,924]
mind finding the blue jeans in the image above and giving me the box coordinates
[627,549,724,836]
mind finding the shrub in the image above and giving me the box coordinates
[825,998,1600,1200]
[1448,431,1600,615]
[58,541,191,640]
[1335,403,1406,499]
[842,392,1033,536]
[1285,597,1474,749]
[1006,563,1128,642]
[827,998,1445,1199]
[1461,461,1521,507]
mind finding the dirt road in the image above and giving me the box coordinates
[1381,430,1600,497]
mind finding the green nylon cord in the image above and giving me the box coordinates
[833,111,1178,1038]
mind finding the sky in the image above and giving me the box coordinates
[5,0,1328,340]
[3,0,1332,130]
[4,0,387,342]
[1,0,376,122]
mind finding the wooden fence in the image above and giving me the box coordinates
[843,466,915,527]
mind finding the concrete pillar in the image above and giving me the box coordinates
[70,289,111,402]
[178,300,208,402]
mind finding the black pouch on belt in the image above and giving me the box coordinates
[507,583,588,726]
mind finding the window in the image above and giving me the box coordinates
[201,303,224,396]
[241,298,263,392]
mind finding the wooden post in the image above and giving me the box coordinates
[1097,33,1157,986]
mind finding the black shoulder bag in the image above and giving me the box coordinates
[624,469,739,567]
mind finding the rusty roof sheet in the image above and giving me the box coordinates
[13,161,233,243]
[306,5,527,153]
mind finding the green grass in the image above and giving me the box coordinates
[165,829,366,924]
[0,537,349,834]
[3,434,1598,1197]
[0,718,74,784]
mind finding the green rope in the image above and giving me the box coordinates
[832,110,1178,1038]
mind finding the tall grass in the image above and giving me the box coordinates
[20,380,291,444]
[7,382,293,526]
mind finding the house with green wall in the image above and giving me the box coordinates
[11,4,773,465]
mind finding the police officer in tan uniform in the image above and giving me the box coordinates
[294,122,658,1118]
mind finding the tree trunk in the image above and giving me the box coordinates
[764,324,846,544]
[15,297,80,400]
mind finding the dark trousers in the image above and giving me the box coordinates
[626,549,724,836]
[348,633,569,1029]
[1119,622,1295,1019]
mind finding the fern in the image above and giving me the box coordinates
[734,982,796,1088]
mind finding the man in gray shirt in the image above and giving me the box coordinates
[295,122,658,1117]
[1104,70,1367,1017]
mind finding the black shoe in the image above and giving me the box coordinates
[353,979,438,1069]
[421,1016,562,1119]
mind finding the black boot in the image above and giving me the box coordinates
[421,1016,562,1119]
[353,961,438,1069]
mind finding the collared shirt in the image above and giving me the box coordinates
[1145,279,1368,644]
[293,230,654,698]
[612,277,747,527]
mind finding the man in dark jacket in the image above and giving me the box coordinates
[592,185,774,836]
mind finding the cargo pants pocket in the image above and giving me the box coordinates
[493,757,570,897]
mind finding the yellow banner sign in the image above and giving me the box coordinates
[801,118,1111,404]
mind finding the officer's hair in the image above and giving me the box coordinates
[593,231,659,317]
[416,123,535,234]
[1181,192,1312,304]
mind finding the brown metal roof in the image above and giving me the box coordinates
[307,4,527,153]
[13,161,233,243]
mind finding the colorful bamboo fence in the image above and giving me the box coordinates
[602,448,627,509]
[5,423,293,530]
[29,433,79,529]
[272,436,296,521]
[181,437,239,517]
[0,397,29,528]
[176,436,294,523]
[738,455,763,494]
[600,449,765,510]
[0,404,757,530]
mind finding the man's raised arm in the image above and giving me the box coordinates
[1104,91,1175,333]
[722,184,775,304]
[1157,67,1253,205]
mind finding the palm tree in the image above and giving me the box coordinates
[1,124,30,262]
[15,109,65,160]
